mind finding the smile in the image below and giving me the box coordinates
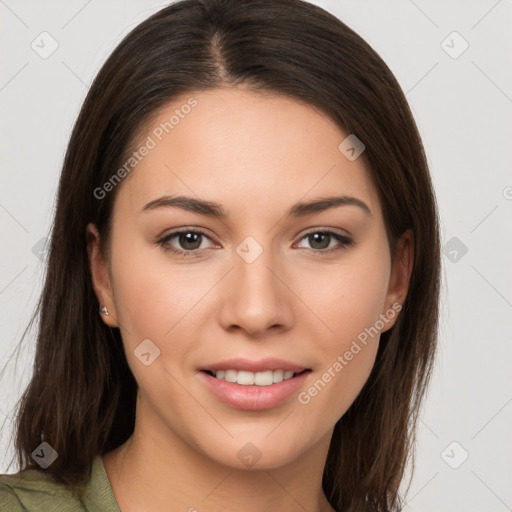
[199,369,311,411]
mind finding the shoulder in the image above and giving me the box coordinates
[0,476,24,511]
[0,467,86,512]
[0,455,120,512]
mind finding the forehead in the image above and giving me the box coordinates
[114,88,380,222]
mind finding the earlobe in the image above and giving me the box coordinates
[86,223,119,327]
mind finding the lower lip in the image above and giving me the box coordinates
[199,371,310,411]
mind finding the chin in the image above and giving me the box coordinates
[193,428,316,471]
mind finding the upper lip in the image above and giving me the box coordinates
[199,358,310,373]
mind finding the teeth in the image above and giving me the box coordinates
[254,370,273,386]
[211,369,298,386]
[237,371,255,385]
[225,369,237,383]
[273,369,284,382]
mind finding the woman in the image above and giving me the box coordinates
[0,0,441,510]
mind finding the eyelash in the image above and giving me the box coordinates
[156,228,353,258]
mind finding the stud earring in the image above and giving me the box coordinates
[99,305,109,316]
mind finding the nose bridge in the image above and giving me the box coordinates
[219,233,291,334]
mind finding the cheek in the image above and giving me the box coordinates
[296,287,385,433]
[110,227,201,326]
[302,243,391,345]
[295,242,390,418]
[108,236,209,407]
[297,341,378,435]
[108,231,208,361]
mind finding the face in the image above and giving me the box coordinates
[88,87,411,470]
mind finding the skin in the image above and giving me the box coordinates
[87,87,413,512]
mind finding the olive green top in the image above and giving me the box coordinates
[0,455,121,511]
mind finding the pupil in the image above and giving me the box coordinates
[180,232,201,250]
[310,233,329,250]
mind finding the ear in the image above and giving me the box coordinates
[381,229,414,332]
[86,223,119,327]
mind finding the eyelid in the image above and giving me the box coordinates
[296,225,352,239]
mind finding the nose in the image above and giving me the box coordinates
[218,243,294,337]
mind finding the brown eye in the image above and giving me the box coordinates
[157,229,214,257]
[175,232,203,251]
[296,230,353,254]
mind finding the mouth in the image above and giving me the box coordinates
[201,368,310,386]
[198,358,312,410]
[198,360,312,410]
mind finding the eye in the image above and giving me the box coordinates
[157,229,215,257]
[156,227,354,258]
[295,229,353,254]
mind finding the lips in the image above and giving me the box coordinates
[197,358,312,410]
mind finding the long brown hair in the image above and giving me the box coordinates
[2,1,441,510]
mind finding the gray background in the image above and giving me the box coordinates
[1,1,511,510]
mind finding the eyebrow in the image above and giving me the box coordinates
[140,194,372,218]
